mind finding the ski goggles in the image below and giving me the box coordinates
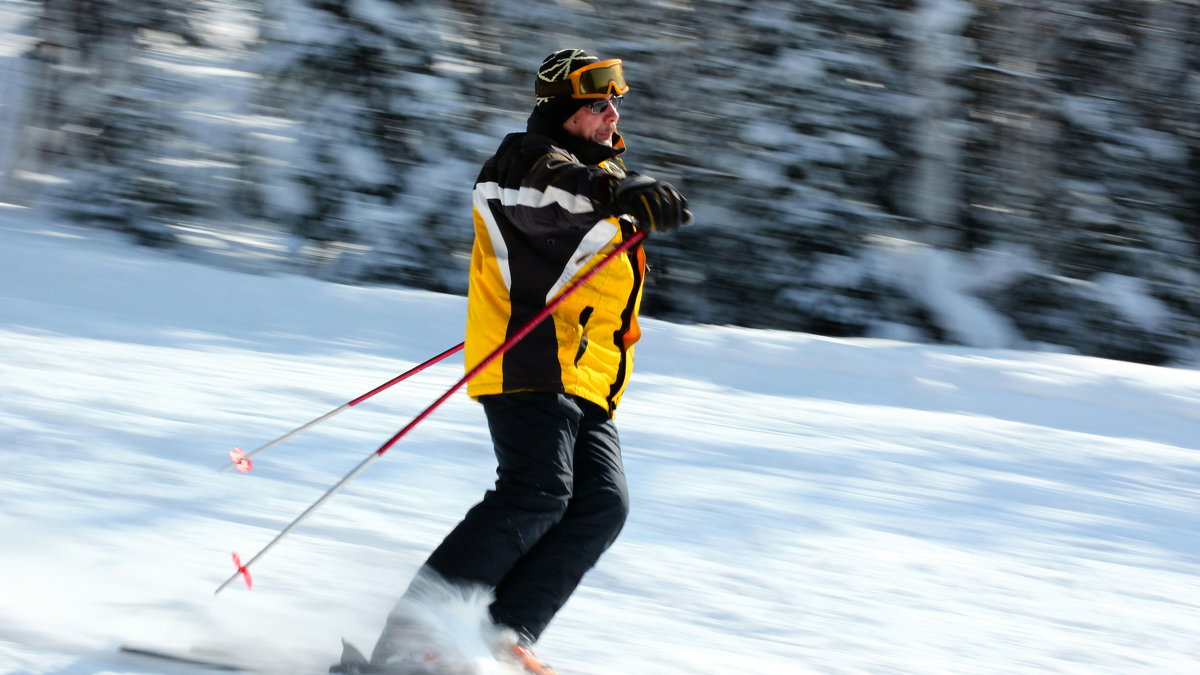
[537,59,630,100]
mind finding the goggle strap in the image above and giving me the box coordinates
[535,79,576,99]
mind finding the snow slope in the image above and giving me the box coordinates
[2,207,1199,674]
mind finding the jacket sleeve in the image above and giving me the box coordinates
[504,150,619,236]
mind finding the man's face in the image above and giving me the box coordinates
[563,96,621,146]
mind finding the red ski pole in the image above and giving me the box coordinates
[220,343,464,474]
[215,230,647,594]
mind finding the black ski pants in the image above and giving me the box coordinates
[423,391,629,641]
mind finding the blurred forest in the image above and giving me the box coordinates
[1,0,1197,365]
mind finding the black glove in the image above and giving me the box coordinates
[612,174,692,233]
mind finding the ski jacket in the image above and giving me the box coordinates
[464,109,645,416]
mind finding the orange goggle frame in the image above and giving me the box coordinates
[537,59,630,100]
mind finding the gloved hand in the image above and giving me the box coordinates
[612,174,692,233]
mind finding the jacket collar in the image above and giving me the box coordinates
[527,108,626,165]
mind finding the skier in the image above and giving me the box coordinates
[369,49,691,673]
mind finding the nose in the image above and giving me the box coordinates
[603,101,620,122]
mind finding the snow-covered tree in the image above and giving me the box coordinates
[601,0,915,336]
[15,0,209,245]
[961,0,1200,362]
[5,0,1198,364]
[241,0,512,289]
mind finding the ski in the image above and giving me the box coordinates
[120,644,244,671]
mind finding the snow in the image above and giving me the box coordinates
[2,205,1200,675]
[867,242,1021,349]
[338,144,391,187]
[776,51,825,89]
[1093,273,1171,329]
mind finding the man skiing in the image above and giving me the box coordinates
[369,49,691,673]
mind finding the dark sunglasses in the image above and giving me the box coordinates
[585,96,623,114]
